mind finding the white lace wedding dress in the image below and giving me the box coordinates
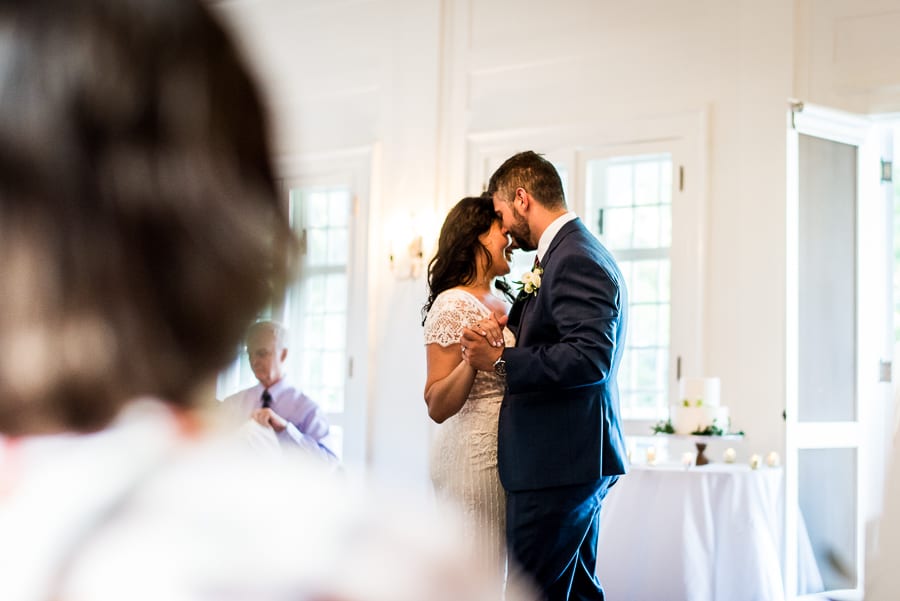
[423,288,513,571]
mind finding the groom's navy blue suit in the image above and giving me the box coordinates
[501,217,628,601]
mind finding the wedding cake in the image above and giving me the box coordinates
[670,377,730,435]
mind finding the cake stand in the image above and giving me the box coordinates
[653,433,744,465]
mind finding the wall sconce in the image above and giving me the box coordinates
[389,233,424,279]
[388,212,425,279]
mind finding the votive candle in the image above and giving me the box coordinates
[749,454,761,470]
[723,448,737,464]
[646,446,657,465]
[766,451,780,467]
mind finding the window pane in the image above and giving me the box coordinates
[305,276,326,313]
[634,161,660,206]
[633,206,661,248]
[606,163,633,207]
[659,207,672,248]
[307,229,328,265]
[309,191,329,224]
[303,352,322,388]
[304,314,324,346]
[633,348,660,389]
[602,208,633,250]
[660,159,673,205]
[328,189,350,227]
[323,314,345,351]
[328,228,348,264]
[659,261,671,303]
[631,260,660,303]
[658,305,670,346]
[326,274,347,311]
[582,152,673,420]
[632,391,660,412]
[630,305,659,348]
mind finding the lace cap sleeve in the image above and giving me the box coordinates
[423,290,489,347]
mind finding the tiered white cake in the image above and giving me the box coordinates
[670,377,730,435]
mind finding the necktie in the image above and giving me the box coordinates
[533,255,541,270]
[261,389,272,409]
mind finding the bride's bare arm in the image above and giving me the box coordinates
[424,342,477,423]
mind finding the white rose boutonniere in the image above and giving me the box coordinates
[515,265,543,297]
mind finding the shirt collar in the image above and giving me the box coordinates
[258,376,287,396]
[536,211,577,263]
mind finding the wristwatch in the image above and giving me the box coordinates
[493,355,507,377]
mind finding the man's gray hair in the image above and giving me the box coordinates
[247,320,288,349]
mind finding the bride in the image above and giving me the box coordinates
[422,195,515,572]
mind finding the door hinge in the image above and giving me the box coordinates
[882,159,893,183]
[299,228,308,255]
[678,166,684,192]
[880,360,892,383]
[789,99,804,129]
[348,357,354,378]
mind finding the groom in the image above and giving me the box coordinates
[461,151,628,600]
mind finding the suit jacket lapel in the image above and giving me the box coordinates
[512,219,582,342]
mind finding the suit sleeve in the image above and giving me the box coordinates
[504,252,621,394]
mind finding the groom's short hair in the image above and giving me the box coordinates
[487,150,566,210]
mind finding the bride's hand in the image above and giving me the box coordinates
[470,314,505,348]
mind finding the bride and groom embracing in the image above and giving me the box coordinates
[422,151,629,601]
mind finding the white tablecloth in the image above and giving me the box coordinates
[596,464,822,601]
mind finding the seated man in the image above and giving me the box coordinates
[222,321,336,461]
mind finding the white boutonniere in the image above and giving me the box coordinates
[515,265,543,297]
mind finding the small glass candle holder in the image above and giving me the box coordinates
[645,446,657,465]
[749,454,761,470]
[766,451,780,467]
[723,448,737,464]
[681,452,694,468]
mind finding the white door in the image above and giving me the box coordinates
[785,104,892,599]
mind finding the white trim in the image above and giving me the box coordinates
[792,104,871,147]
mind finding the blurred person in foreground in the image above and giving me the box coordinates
[0,1,519,600]
[222,320,337,461]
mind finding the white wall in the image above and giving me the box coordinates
[211,0,900,488]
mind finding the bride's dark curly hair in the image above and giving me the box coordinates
[422,195,513,324]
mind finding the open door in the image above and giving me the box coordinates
[786,104,893,599]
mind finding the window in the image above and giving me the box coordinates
[584,154,673,420]
[284,185,352,457]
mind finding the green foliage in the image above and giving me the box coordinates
[691,424,724,436]
[651,419,675,434]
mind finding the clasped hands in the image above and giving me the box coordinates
[252,408,288,432]
[460,314,507,372]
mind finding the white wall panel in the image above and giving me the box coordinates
[796,0,900,114]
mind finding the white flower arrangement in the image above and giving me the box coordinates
[515,265,543,297]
